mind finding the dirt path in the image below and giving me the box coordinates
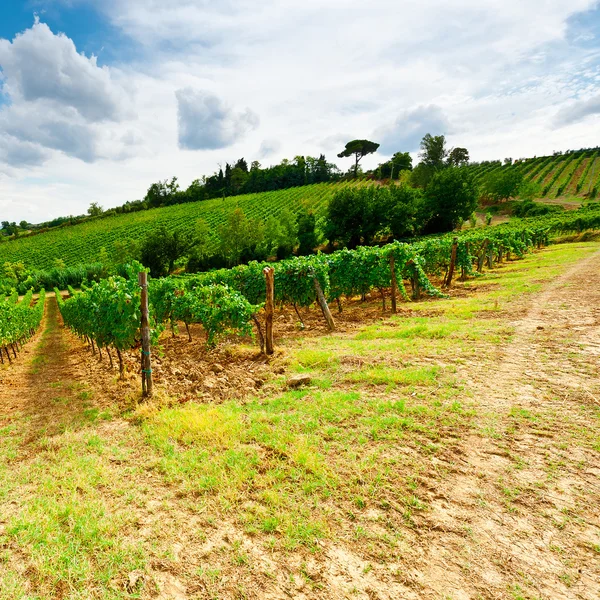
[415,249,600,599]
[0,298,97,441]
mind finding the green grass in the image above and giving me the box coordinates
[1,240,599,597]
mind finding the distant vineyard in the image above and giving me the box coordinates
[0,182,348,270]
[465,148,600,201]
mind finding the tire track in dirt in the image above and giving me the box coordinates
[479,247,600,411]
[414,248,600,599]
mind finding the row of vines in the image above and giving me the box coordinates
[0,289,45,364]
[55,205,600,370]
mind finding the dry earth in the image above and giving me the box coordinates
[0,246,599,599]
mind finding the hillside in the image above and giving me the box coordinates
[3,147,600,272]
[466,147,600,201]
[0,183,342,270]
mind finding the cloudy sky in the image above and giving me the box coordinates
[1,0,599,222]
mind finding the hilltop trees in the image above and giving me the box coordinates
[87,202,104,217]
[447,147,470,167]
[377,152,413,179]
[337,140,380,178]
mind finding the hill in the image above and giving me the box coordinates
[466,147,600,201]
[0,182,343,270]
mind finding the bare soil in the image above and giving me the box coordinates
[1,248,599,599]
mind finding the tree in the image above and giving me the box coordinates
[217,208,265,266]
[19,220,29,230]
[380,184,423,238]
[421,168,478,234]
[261,209,298,259]
[419,134,448,169]
[88,202,104,217]
[114,238,140,265]
[296,209,318,255]
[324,186,383,248]
[144,177,180,208]
[378,152,413,179]
[482,169,524,202]
[337,139,380,178]
[140,227,191,277]
[447,147,470,167]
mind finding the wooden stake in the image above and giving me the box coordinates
[293,303,305,328]
[390,255,397,314]
[116,348,124,379]
[313,276,336,331]
[444,237,458,287]
[251,314,265,353]
[263,267,275,355]
[139,271,153,398]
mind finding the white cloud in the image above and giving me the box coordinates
[555,94,600,126]
[0,19,132,167]
[0,0,599,221]
[375,105,450,154]
[0,19,128,122]
[176,88,259,150]
[258,139,281,158]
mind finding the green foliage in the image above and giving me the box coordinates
[324,186,383,248]
[517,179,541,202]
[217,208,266,267]
[0,289,45,348]
[513,201,562,218]
[337,140,380,177]
[173,285,258,346]
[140,226,191,277]
[383,184,423,238]
[376,152,413,179]
[418,134,448,170]
[87,202,104,217]
[481,168,524,202]
[296,210,318,256]
[0,183,341,270]
[447,147,470,167]
[261,208,298,260]
[422,168,478,233]
[56,263,153,353]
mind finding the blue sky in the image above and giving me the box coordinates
[0,0,600,223]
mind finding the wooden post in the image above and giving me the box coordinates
[139,271,153,398]
[313,276,336,331]
[444,237,458,287]
[477,240,489,273]
[293,303,305,328]
[263,267,275,355]
[116,348,124,379]
[390,255,397,314]
[251,315,265,353]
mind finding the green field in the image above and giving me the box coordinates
[0,183,342,270]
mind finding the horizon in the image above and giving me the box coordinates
[1,0,600,222]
